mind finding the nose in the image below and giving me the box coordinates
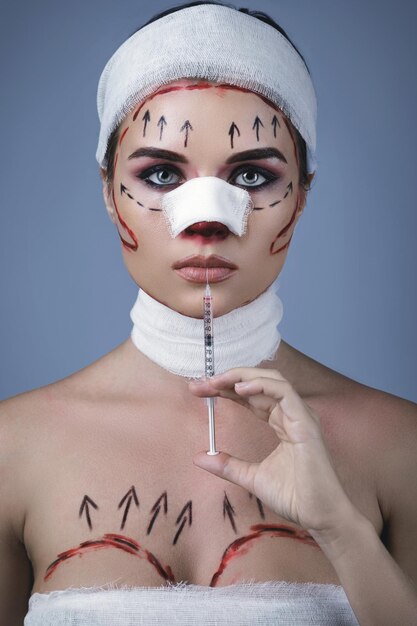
[181,221,230,241]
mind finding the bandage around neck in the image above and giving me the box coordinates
[161,177,253,237]
[130,285,283,378]
[96,4,317,171]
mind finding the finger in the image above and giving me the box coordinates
[234,377,321,435]
[210,367,285,389]
[188,379,249,407]
[193,451,258,493]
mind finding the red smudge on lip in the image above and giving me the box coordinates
[209,523,317,587]
[44,533,175,583]
[119,127,129,146]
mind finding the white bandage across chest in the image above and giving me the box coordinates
[160,177,253,238]
[25,582,360,625]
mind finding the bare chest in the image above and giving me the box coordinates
[23,397,383,594]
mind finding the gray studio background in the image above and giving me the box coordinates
[0,0,416,402]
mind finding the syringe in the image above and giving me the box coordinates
[203,279,219,455]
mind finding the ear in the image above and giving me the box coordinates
[294,172,315,225]
[100,168,117,223]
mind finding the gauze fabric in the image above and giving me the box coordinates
[96,4,317,171]
[160,176,253,238]
[25,581,360,625]
[130,284,283,378]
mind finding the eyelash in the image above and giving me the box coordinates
[136,164,278,191]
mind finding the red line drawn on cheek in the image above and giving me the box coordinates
[270,203,299,256]
[44,533,176,583]
[112,189,139,251]
[112,151,138,252]
[209,523,317,587]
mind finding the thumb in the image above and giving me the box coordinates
[193,451,257,492]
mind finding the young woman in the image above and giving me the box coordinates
[1,3,416,624]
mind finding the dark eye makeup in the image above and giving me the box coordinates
[135,163,280,191]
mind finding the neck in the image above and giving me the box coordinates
[130,285,284,378]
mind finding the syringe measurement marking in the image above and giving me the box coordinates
[204,296,214,376]
[203,289,218,455]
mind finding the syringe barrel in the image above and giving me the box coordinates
[203,294,215,377]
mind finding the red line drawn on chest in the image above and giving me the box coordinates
[43,523,318,586]
[44,533,175,583]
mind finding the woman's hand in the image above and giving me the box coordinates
[189,368,357,537]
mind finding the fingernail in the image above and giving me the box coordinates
[235,382,249,389]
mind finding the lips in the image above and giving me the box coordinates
[172,255,238,283]
[172,255,238,270]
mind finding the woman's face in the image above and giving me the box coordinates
[103,81,307,318]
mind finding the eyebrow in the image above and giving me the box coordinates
[128,147,188,163]
[226,148,287,164]
[127,146,287,165]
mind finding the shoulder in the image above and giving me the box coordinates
[301,349,417,527]
[284,342,417,507]
[0,387,53,543]
[0,369,100,542]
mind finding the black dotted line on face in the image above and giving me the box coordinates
[252,180,294,211]
[120,183,161,212]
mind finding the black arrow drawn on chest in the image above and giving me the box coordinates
[118,486,140,530]
[223,492,237,533]
[173,501,192,545]
[249,492,266,520]
[147,491,168,535]
[79,495,99,531]
[228,122,241,149]
[271,114,280,138]
[252,116,264,141]
[157,116,167,141]
[180,120,193,148]
[142,110,151,137]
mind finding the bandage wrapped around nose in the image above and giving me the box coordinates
[160,177,253,238]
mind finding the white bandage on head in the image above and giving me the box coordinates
[160,177,253,238]
[96,4,317,171]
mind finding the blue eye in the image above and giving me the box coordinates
[139,166,182,187]
[234,170,267,187]
[146,169,180,186]
[231,167,276,189]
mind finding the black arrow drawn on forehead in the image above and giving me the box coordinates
[252,116,264,142]
[142,110,151,137]
[157,116,167,141]
[271,115,281,138]
[228,122,241,149]
[180,120,193,148]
